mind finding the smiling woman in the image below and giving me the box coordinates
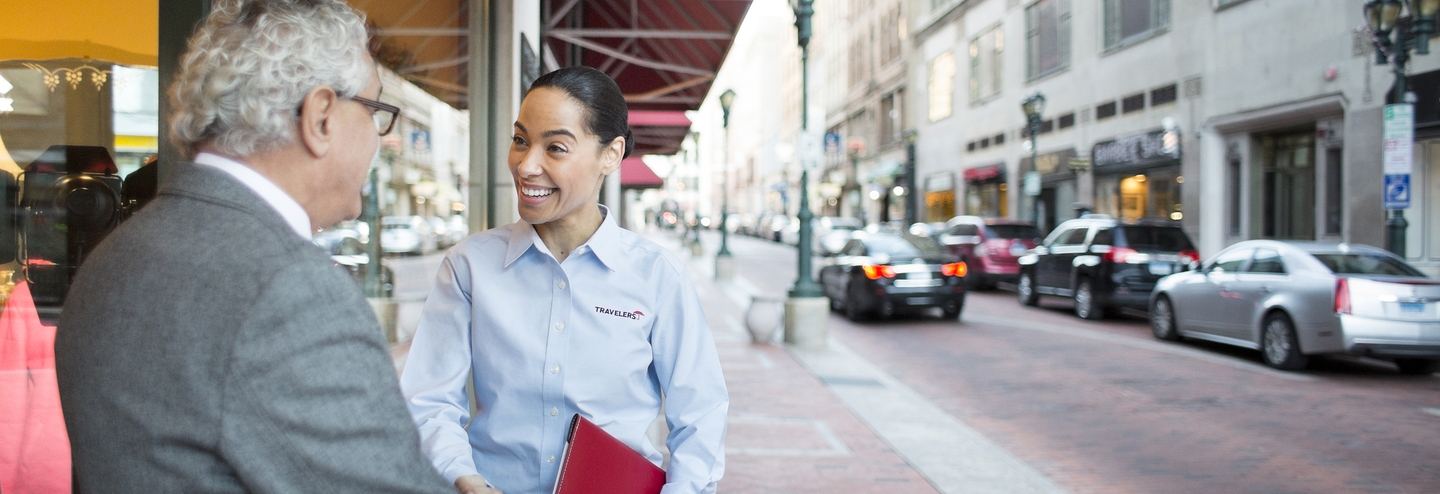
[401,65,729,494]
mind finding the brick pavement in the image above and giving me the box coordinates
[829,290,1440,494]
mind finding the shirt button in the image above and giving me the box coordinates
[548,455,556,463]
[550,407,558,417]
[555,322,565,331]
[558,281,566,289]
[551,364,560,374]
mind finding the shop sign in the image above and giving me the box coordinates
[1091,128,1180,171]
[410,130,430,153]
[1021,149,1078,176]
[962,163,1004,182]
[925,172,954,191]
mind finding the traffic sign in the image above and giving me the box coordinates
[1383,104,1414,175]
[1385,174,1411,210]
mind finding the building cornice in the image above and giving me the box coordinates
[913,0,972,47]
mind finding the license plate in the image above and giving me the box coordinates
[1401,302,1426,313]
[895,279,942,288]
[1148,263,1173,276]
[906,297,937,305]
[908,271,932,280]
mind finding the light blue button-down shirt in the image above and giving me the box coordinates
[400,207,728,494]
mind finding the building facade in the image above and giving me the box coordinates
[907,0,1440,271]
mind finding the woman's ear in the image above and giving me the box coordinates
[600,136,625,176]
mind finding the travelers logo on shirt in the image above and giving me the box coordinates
[595,306,644,320]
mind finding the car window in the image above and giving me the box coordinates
[841,240,866,256]
[1054,227,1090,247]
[1246,248,1286,274]
[985,224,1041,239]
[1207,248,1254,274]
[948,224,980,236]
[865,235,948,258]
[1090,228,1114,246]
[1311,253,1426,276]
[1116,226,1195,252]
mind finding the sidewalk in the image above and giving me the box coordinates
[648,231,939,494]
[654,228,1069,494]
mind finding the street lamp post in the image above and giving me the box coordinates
[715,89,737,281]
[902,130,918,227]
[1020,92,1046,226]
[785,0,827,348]
[1364,0,1438,257]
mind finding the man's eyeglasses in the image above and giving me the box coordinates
[348,95,400,136]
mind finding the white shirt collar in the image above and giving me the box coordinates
[194,152,313,239]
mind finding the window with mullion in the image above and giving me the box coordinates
[1104,0,1170,51]
[1026,0,1071,81]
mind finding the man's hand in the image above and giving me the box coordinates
[454,475,503,494]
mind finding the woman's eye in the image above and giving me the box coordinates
[512,135,526,146]
[548,145,567,154]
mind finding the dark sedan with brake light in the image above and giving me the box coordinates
[819,231,967,321]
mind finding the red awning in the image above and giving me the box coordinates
[628,110,692,127]
[545,0,753,156]
[620,157,664,189]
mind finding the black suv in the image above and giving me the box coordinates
[1016,216,1198,320]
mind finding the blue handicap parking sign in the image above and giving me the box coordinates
[1385,174,1411,210]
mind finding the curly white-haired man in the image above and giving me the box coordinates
[55,1,454,492]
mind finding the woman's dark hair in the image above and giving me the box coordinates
[527,66,634,159]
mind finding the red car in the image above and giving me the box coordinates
[938,216,1042,290]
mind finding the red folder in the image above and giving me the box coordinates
[552,414,665,494]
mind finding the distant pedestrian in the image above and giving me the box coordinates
[401,66,729,494]
[54,0,452,492]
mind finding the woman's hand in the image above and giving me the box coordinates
[454,475,503,494]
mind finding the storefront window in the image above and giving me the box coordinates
[924,172,955,222]
[1095,168,1181,221]
[965,181,1007,218]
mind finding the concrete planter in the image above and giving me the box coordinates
[745,296,783,344]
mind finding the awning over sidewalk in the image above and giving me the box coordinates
[544,0,752,156]
[620,157,664,189]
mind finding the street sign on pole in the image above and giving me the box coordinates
[1383,104,1414,210]
[1385,174,1411,210]
[798,131,822,170]
[1023,171,1041,197]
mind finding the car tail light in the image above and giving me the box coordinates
[941,262,968,277]
[1178,249,1200,264]
[1335,277,1351,315]
[1104,247,1142,263]
[862,265,897,279]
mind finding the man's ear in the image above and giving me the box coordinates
[600,136,625,176]
[297,86,339,158]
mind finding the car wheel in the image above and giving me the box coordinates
[1017,271,1039,306]
[1074,278,1104,320]
[1395,358,1440,375]
[829,294,843,311]
[1150,295,1181,341]
[941,294,965,320]
[1261,312,1308,370]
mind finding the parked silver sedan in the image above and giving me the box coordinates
[1149,240,1440,374]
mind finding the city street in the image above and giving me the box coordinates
[702,229,1440,494]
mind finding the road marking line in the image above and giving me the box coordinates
[1423,408,1440,418]
[963,313,1316,382]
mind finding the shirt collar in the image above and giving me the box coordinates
[193,152,313,239]
[503,205,620,271]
